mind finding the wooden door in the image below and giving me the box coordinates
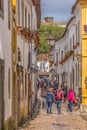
[0,59,4,130]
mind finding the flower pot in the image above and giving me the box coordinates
[16,25,22,32]
[76,42,79,46]
[73,45,77,49]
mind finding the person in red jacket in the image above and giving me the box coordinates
[55,86,64,114]
[67,88,76,112]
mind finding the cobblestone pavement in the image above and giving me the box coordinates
[19,103,87,130]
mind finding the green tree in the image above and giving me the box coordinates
[38,24,65,54]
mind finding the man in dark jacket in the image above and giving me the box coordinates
[46,88,54,114]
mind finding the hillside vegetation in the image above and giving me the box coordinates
[38,24,66,54]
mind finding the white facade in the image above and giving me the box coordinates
[37,61,49,72]
[16,0,39,113]
[0,0,40,127]
[0,0,12,120]
[54,2,81,94]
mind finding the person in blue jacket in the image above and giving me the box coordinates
[46,87,54,114]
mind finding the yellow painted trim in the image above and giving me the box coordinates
[12,0,16,7]
[79,0,87,5]
[12,0,16,10]
[78,0,87,105]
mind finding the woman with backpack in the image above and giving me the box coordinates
[55,86,64,114]
[46,87,54,114]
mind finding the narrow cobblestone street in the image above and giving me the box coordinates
[19,103,87,130]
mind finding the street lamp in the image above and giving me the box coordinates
[46,33,55,46]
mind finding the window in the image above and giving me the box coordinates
[25,72,27,96]
[56,52,58,66]
[73,35,74,61]
[64,46,66,54]
[70,38,72,50]
[0,0,4,18]
[0,0,1,9]
[66,44,68,52]
[61,50,63,60]
[78,21,80,43]
[76,25,78,42]
[8,68,10,99]
[25,7,27,27]
[28,13,30,27]
[78,63,79,86]
[73,35,74,46]
[76,64,77,86]
[31,7,32,27]
[18,0,20,25]
[21,1,24,27]
[8,0,11,29]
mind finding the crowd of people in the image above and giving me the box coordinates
[37,78,82,115]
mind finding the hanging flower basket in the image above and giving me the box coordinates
[76,42,79,46]
[69,50,74,56]
[73,45,77,49]
[59,60,63,65]
[63,55,68,62]
[16,25,22,32]
[28,90,34,97]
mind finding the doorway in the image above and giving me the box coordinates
[0,59,5,130]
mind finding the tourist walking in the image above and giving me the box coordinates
[46,87,54,114]
[67,88,76,112]
[55,86,64,114]
[41,82,47,109]
[78,88,82,104]
[63,85,68,103]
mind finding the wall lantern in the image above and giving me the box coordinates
[46,33,55,46]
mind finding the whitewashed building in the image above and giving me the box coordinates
[0,0,41,129]
[0,0,12,129]
[54,1,81,94]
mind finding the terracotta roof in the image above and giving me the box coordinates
[71,0,78,14]
[37,54,48,61]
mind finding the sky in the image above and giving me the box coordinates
[41,0,76,22]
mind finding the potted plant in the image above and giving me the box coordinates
[69,50,74,56]
[16,25,22,32]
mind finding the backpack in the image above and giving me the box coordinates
[46,93,52,102]
[56,91,62,100]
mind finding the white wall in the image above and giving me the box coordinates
[54,2,82,94]
[0,0,12,120]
